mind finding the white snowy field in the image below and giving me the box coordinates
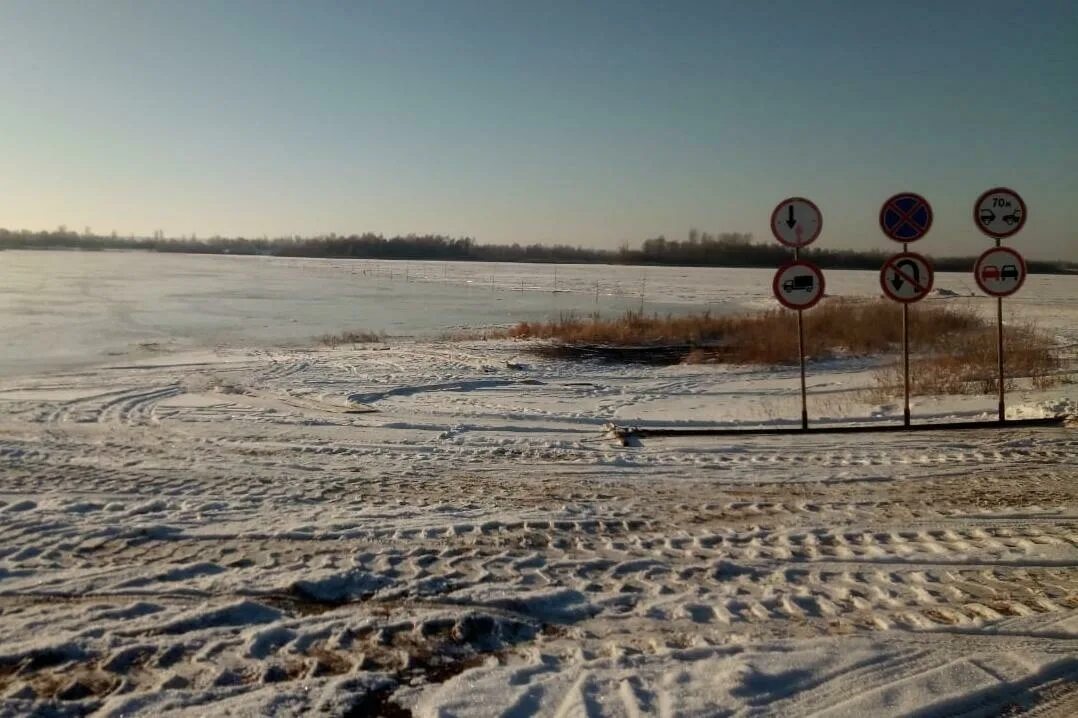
[3,250,1077,377]
[0,251,1076,716]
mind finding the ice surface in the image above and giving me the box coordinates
[3,250,1075,377]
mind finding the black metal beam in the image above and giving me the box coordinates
[607,415,1069,444]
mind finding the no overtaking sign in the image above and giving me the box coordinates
[974,246,1026,297]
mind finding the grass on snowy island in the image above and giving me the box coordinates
[503,300,1065,396]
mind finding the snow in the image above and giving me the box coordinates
[0,251,1076,715]
[3,250,1077,377]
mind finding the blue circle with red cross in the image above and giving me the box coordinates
[879,192,933,243]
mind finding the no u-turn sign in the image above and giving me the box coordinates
[880,252,934,303]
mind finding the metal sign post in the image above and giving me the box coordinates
[997,286,1004,422]
[903,299,910,426]
[772,257,826,429]
[973,242,1028,422]
[770,197,825,430]
[973,188,1027,423]
[795,247,808,430]
[879,193,934,428]
[879,250,934,427]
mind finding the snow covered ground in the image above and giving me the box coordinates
[0,252,1076,716]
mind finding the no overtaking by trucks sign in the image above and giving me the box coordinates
[773,260,825,310]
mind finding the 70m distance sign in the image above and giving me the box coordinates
[974,187,1026,239]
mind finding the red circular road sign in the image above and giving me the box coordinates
[974,246,1027,297]
[880,252,934,304]
[879,192,933,243]
[974,187,1027,239]
[772,260,825,310]
[770,197,823,248]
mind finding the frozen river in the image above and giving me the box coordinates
[1,249,1075,376]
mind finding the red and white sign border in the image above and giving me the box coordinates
[772,259,826,310]
[973,187,1027,239]
[880,251,934,304]
[770,197,823,249]
[878,192,933,244]
[974,246,1027,298]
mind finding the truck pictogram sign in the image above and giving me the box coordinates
[773,260,825,310]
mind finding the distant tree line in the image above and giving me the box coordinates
[0,226,1072,274]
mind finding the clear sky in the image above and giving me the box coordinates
[1,1,1075,258]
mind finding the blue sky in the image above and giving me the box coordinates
[1,1,1075,258]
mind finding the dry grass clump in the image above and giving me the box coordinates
[870,322,1062,397]
[318,329,387,347]
[510,311,729,345]
[506,300,986,365]
[504,300,1064,397]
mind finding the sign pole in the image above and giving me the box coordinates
[972,188,1027,424]
[994,236,1005,423]
[996,293,1005,423]
[794,246,808,430]
[901,241,910,427]
[879,250,933,425]
[902,303,910,427]
[797,309,808,430]
[879,194,934,427]
[770,197,824,432]
[972,243,1027,422]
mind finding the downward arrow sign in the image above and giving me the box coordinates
[785,205,797,229]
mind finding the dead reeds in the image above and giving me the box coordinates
[503,300,1063,395]
[318,329,387,347]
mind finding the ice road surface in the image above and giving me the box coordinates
[3,250,1077,377]
[0,252,1075,716]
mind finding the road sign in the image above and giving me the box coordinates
[773,260,825,310]
[974,187,1027,238]
[880,252,934,303]
[879,192,933,243]
[974,246,1026,297]
[770,197,822,248]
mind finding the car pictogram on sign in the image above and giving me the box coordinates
[979,264,1020,282]
[973,187,1027,239]
[974,246,1026,298]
